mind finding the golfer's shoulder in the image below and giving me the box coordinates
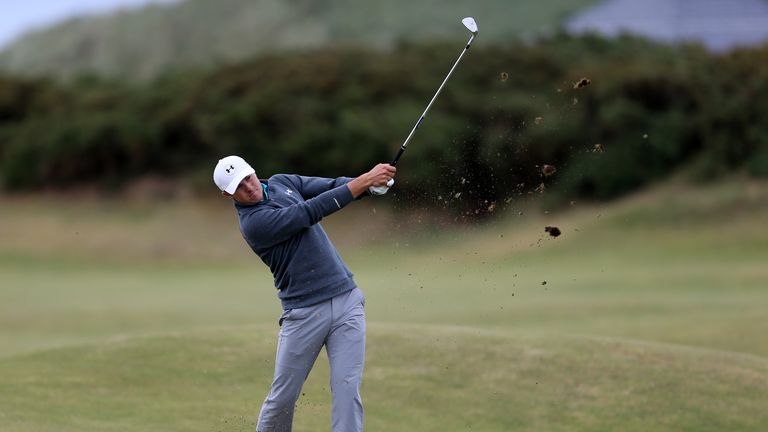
[269,173,299,187]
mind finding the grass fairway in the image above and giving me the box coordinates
[1,179,767,431]
[1,327,766,432]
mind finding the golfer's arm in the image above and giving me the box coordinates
[346,174,373,198]
[242,185,355,247]
[295,175,354,199]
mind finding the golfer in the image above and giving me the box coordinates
[213,155,395,432]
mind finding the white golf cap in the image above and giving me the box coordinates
[213,155,256,194]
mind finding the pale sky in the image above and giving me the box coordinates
[0,0,177,48]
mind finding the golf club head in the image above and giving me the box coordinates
[462,17,478,35]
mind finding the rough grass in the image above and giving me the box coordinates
[0,178,767,430]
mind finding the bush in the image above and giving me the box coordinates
[2,36,768,216]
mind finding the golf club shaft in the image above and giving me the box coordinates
[391,33,476,166]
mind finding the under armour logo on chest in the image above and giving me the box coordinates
[286,189,294,195]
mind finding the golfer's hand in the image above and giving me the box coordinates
[367,164,396,196]
[367,164,396,188]
[347,164,396,198]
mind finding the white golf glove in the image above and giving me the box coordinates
[368,179,395,196]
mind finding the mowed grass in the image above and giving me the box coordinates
[1,327,766,432]
[1,178,767,431]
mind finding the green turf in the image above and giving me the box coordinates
[1,327,766,432]
[0,179,767,430]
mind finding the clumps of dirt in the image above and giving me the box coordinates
[593,143,604,153]
[542,164,557,177]
[534,183,546,194]
[500,72,509,82]
[541,281,547,286]
[573,78,591,89]
[545,226,561,237]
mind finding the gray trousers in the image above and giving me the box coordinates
[257,288,366,432]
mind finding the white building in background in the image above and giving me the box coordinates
[566,0,768,51]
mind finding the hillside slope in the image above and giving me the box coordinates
[0,0,597,80]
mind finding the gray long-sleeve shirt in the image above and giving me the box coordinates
[235,174,357,310]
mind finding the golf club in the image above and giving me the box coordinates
[370,17,479,195]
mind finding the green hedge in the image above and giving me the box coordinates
[1,35,768,214]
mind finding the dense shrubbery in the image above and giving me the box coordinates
[1,35,767,214]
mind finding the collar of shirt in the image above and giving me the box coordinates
[261,182,269,202]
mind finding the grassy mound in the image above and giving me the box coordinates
[0,0,598,80]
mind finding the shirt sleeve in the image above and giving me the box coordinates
[290,175,354,200]
[240,183,355,249]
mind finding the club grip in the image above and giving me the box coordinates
[391,148,405,166]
